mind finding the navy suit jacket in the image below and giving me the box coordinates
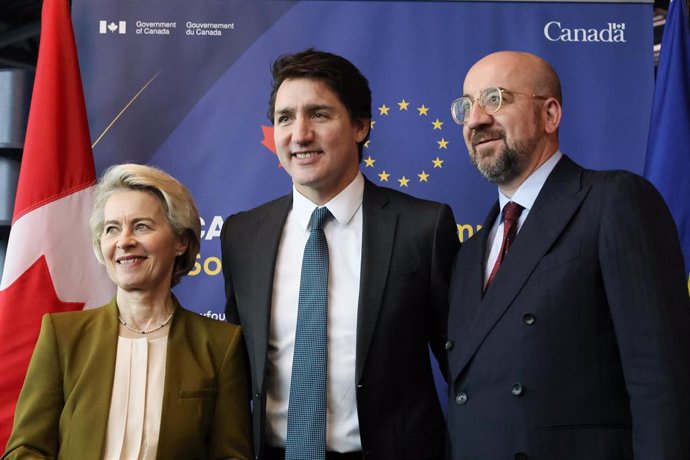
[447,155,690,460]
[221,178,459,459]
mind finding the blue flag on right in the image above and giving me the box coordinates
[644,0,690,288]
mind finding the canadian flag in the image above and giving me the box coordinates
[0,0,114,446]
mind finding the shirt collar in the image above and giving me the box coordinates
[498,150,563,213]
[292,172,365,231]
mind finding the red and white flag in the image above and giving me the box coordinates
[0,0,114,446]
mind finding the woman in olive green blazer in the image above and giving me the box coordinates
[4,297,252,459]
[3,164,252,459]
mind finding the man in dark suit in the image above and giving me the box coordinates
[221,49,459,460]
[446,50,690,459]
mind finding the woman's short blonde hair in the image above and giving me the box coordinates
[90,164,201,287]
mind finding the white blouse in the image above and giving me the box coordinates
[103,336,168,460]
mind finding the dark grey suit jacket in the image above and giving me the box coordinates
[447,155,690,460]
[221,178,459,459]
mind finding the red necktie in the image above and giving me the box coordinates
[485,201,524,290]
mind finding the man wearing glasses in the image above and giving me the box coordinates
[446,50,690,459]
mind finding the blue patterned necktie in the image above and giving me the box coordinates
[285,206,331,460]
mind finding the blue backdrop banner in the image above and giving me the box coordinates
[73,0,654,317]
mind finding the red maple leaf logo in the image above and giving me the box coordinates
[260,125,283,168]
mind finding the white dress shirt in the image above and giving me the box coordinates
[484,151,563,286]
[266,173,364,452]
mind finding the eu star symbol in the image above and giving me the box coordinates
[364,140,371,149]
[366,95,450,188]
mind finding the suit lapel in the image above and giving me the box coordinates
[355,181,396,383]
[78,300,119,457]
[158,302,184,460]
[158,301,198,459]
[250,196,292,392]
[453,156,592,380]
[471,204,499,302]
[448,203,498,366]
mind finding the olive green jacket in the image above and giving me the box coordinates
[3,297,253,460]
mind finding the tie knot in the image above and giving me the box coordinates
[310,207,331,231]
[502,201,523,224]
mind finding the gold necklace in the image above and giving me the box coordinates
[118,311,174,335]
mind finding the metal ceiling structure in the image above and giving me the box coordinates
[0,0,41,70]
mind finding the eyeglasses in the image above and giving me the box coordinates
[450,86,548,125]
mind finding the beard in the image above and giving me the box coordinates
[469,129,535,185]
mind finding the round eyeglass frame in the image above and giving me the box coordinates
[450,87,548,125]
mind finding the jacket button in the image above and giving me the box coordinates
[445,340,455,351]
[254,392,260,399]
[511,383,524,396]
[515,453,528,460]
[455,392,468,405]
[522,313,536,325]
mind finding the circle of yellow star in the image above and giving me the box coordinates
[369,97,450,184]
